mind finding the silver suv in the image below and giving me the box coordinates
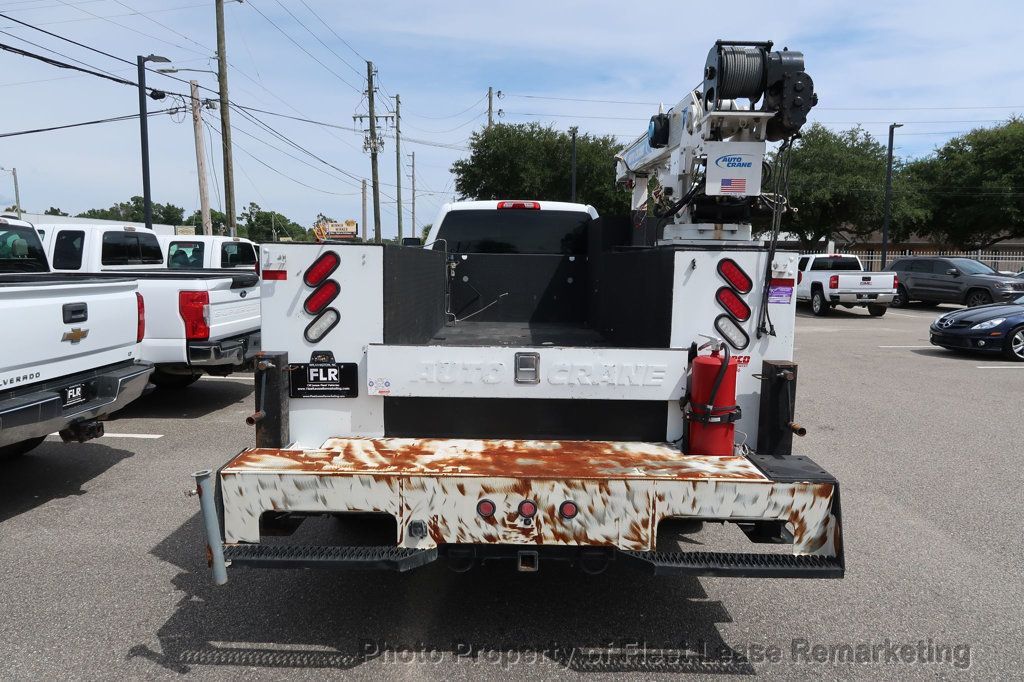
[888,257,1024,307]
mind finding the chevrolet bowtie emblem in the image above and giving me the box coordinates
[62,328,89,344]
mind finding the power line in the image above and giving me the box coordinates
[52,0,210,58]
[297,0,365,62]
[0,107,178,138]
[406,93,488,120]
[506,93,659,106]
[272,0,362,78]
[246,0,361,94]
[0,39,136,87]
[402,110,485,135]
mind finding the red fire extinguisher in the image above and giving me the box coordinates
[686,337,741,456]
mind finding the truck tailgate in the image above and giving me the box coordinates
[837,272,895,294]
[0,278,139,386]
[206,276,261,340]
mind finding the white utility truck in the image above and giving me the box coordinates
[796,253,897,316]
[157,235,258,270]
[38,224,261,388]
[191,40,843,584]
[0,217,151,457]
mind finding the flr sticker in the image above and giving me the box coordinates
[768,278,795,304]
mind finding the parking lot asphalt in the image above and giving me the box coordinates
[1,304,1022,680]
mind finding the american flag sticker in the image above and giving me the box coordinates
[721,178,746,193]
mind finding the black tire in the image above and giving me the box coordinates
[1005,325,1024,362]
[151,369,201,389]
[965,289,992,307]
[810,288,830,316]
[0,436,46,460]
[891,284,910,308]
[867,304,887,317]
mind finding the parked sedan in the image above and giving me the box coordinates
[929,296,1024,361]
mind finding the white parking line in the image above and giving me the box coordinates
[878,345,933,348]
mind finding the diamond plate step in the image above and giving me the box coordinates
[223,544,437,572]
[620,550,843,578]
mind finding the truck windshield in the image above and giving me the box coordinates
[0,224,48,272]
[433,209,590,255]
[949,258,995,275]
[810,256,862,271]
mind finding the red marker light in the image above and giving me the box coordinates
[477,499,496,518]
[497,201,541,210]
[829,274,839,289]
[262,269,287,281]
[559,501,578,519]
[303,280,340,315]
[518,500,537,518]
[717,258,753,294]
[715,286,751,322]
[304,251,340,287]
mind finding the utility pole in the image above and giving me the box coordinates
[569,126,578,202]
[190,81,212,236]
[408,151,416,239]
[215,0,236,237]
[361,178,367,242]
[393,93,403,242]
[352,62,392,243]
[881,122,903,270]
[10,168,22,219]
[487,86,493,129]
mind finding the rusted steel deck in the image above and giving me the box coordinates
[222,438,770,481]
[219,438,841,556]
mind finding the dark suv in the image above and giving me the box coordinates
[888,256,1024,307]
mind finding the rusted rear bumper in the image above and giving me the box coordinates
[202,439,843,580]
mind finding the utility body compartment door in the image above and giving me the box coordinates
[366,345,686,400]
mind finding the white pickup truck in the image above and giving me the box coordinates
[0,216,152,458]
[796,254,897,317]
[38,224,261,388]
[157,235,258,270]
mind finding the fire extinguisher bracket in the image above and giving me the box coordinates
[687,404,743,425]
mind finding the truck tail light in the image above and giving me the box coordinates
[717,258,753,294]
[518,500,537,518]
[893,274,899,291]
[559,501,578,519]
[303,280,340,315]
[262,269,287,281]
[304,308,340,343]
[136,292,145,342]
[715,286,751,322]
[829,275,839,289]
[797,271,803,285]
[714,314,750,350]
[178,290,210,340]
[497,201,540,210]
[303,251,340,287]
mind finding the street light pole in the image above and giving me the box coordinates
[137,54,169,231]
[881,122,903,270]
[569,126,578,202]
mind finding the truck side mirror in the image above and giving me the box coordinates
[946,268,960,276]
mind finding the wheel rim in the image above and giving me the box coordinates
[1012,331,1024,359]
[968,292,988,307]
[812,295,821,313]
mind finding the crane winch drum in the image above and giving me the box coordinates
[701,40,817,141]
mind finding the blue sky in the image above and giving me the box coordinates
[1,0,1021,236]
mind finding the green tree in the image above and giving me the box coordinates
[238,202,310,242]
[779,124,927,248]
[451,123,630,217]
[77,196,185,226]
[44,207,69,216]
[906,118,1024,248]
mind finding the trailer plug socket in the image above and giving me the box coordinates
[407,520,428,539]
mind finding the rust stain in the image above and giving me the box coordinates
[222,438,770,482]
